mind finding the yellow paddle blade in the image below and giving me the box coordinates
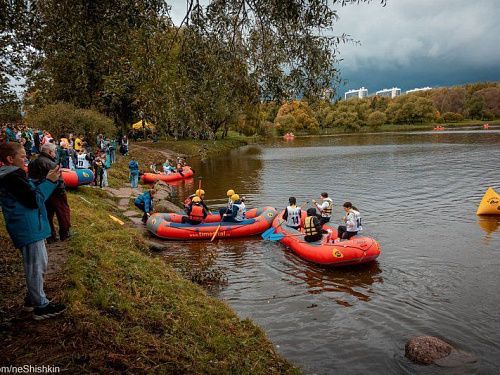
[109,214,125,225]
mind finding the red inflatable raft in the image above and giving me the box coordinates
[271,213,381,267]
[141,166,194,184]
[147,206,278,240]
[61,168,94,188]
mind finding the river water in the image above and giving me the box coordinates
[159,130,500,374]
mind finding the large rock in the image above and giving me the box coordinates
[405,336,452,365]
[153,180,173,201]
[153,180,182,213]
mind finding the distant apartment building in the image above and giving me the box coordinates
[405,86,432,94]
[344,87,368,100]
[375,87,401,98]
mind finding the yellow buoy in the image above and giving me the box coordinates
[476,187,500,215]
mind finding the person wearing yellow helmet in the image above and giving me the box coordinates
[184,189,209,213]
[222,193,246,222]
[182,195,208,225]
[219,189,236,218]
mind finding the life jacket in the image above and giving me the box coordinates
[232,202,246,221]
[346,209,362,232]
[286,205,301,227]
[321,198,333,217]
[304,216,319,236]
[189,204,205,222]
[226,198,233,211]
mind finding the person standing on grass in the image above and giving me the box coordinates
[129,156,139,188]
[0,142,66,320]
[28,142,72,243]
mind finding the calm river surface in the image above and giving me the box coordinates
[159,130,500,374]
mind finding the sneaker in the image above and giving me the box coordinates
[23,303,34,312]
[46,236,58,244]
[33,302,66,321]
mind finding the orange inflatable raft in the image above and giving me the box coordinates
[283,133,295,140]
[141,166,194,184]
[147,206,278,240]
[271,213,381,266]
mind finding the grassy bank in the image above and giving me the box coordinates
[0,187,299,373]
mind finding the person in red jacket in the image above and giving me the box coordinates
[182,196,208,225]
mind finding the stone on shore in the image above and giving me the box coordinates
[405,336,452,365]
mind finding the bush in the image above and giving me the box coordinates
[367,111,387,128]
[275,114,298,135]
[275,100,319,134]
[26,102,115,143]
[442,112,464,122]
[256,121,274,137]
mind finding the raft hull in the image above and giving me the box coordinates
[141,166,194,184]
[272,214,381,266]
[148,207,278,240]
[476,187,500,215]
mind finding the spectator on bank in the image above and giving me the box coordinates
[0,142,66,320]
[28,143,72,243]
[5,124,17,142]
[128,156,139,188]
[109,137,117,163]
[120,135,129,156]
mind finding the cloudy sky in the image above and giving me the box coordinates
[168,0,500,96]
[333,0,500,95]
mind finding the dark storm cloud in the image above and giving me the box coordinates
[334,0,500,94]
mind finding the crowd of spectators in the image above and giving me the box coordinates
[0,122,125,320]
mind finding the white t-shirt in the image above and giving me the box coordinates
[346,209,362,232]
[77,153,90,169]
[285,205,301,227]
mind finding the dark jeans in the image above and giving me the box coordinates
[319,216,330,225]
[46,191,71,240]
[181,217,202,225]
[337,225,357,240]
[304,233,323,243]
[219,208,231,218]
[135,202,148,223]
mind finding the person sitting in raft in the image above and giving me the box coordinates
[184,189,209,213]
[312,192,333,225]
[222,194,246,223]
[182,196,208,225]
[134,187,156,224]
[176,159,184,177]
[162,159,175,174]
[283,196,302,230]
[337,202,362,241]
[304,208,328,243]
[219,189,235,218]
[149,161,159,173]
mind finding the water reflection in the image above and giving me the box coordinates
[477,217,500,237]
[281,252,383,302]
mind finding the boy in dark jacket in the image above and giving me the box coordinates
[0,142,66,320]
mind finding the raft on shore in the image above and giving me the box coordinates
[61,168,94,188]
[476,187,500,215]
[147,206,278,240]
[141,166,194,184]
[271,214,381,266]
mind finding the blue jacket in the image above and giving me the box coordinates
[134,191,153,213]
[129,160,139,175]
[0,166,56,248]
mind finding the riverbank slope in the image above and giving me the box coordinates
[0,137,298,374]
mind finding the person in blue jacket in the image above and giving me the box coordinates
[0,142,66,320]
[128,157,139,188]
[134,187,156,223]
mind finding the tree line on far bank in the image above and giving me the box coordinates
[250,81,499,136]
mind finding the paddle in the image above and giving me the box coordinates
[210,206,228,242]
[261,201,308,240]
[268,232,303,241]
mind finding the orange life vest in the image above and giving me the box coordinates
[189,204,205,222]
